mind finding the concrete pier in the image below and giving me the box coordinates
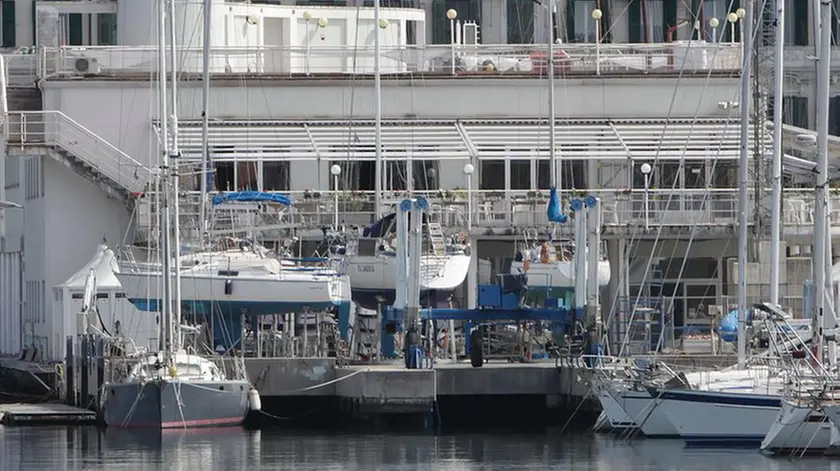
[244,358,595,427]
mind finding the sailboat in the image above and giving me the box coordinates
[761,0,840,454]
[100,0,252,429]
[331,213,471,309]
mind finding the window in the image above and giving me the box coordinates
[237,162,258,191]
[413,160,440,191]
[830,97,840,137]
[297,0,348,6]
[702,0,727,42]
[331,161,376,191]
[573,0,597,42]
[432,0,481,44]
[644,0,665,43]
[262,161,290,191]
[214,162,235,191]
[507,0,534,43]
[480,160,505,190]
[510,160,531,190]
[97,13,117,46]
[767,95,809,129]
[537,160,587,189]
[1,0,14,48]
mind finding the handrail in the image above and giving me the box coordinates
[36,42,743,77]
[5,110,154,194]
[128,188,840,231]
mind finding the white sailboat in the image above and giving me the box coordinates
[761,0,840,454]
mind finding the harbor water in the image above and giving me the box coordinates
[1,426,839,470]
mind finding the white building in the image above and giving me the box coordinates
[0,0,836,359]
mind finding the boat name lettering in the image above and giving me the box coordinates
[356,264,375,273]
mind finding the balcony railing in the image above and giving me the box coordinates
[133,188,837,234]
[31,42,742,79]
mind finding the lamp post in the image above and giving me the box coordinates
[447,9,457,75]
[463,163,474,228]
[463,162,476,362]
[591,8,602,76]
[727,12,738,44]
[709,17,719,42]
[640,162,652,230]
[331,164,341,229]
[736,7,745,43]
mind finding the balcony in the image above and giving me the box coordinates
[28,42,742,81]
[137,188,834,242]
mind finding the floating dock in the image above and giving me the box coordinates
[0,403,97,426]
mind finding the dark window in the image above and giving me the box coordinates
[1,0,14,48]
[97,13,117,46]
[237,162,258,191]
[510,160,531,190]
[363,0,419,6]
[413,160,440,191]
[507,0,534,44]
[767,95,809,129]
[331,161,376,191]
[537,160,586,189]
[480,160,505,190]
[262,161,290,191]
[214,162,235,191]
[432,0,481,44]
[297,0,347,6]
[68,13,83,46]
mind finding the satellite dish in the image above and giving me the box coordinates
[81,269,97,313]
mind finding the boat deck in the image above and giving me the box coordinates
[0,403,97,426]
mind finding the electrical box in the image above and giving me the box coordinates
[478,284,501,308]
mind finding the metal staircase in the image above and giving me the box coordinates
[426,221,446,256]
[4,111,152,206]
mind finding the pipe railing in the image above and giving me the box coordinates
[32,42,742,78]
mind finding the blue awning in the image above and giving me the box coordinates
[211,191,293,206]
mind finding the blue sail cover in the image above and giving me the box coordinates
[211,191,293,206]
[546,187,567,223]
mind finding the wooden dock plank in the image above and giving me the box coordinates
[0,403,98,426]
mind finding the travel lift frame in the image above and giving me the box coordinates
[382,196,605,368]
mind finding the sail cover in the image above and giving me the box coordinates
[546,187,567,223]
[211,191,293,206]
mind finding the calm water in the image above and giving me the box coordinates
[1,426,839,470]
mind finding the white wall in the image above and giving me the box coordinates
[42,76,741,171]
[19,157,133,361]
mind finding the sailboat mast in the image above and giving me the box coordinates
[157,0,172,355]
[736,0,753,369]
[373,0,383,217]
[168,0,184,352]
[813,0,832,361]
[769,0,784,305]
[199,0,212,246]
[548,0,558,189]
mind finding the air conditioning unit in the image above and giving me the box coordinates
[73,57,101,75]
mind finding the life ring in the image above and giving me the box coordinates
[458,231,467,244]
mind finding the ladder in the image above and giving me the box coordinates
[426,222,446,256]
[349,306,380,362]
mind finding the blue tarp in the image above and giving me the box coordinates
[211,191,293,206]
[546,187,568,223]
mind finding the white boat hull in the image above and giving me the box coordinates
[657,388,781,447]
[115,271,351,315]
[509,260,610,288]
[761,400,836,454]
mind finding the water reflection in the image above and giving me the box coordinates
[2,426,840,470]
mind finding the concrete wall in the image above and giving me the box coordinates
[6,154,133,361]
[41,76,740,170]
[245,357,337,396]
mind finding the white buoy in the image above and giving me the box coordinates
[248,388,262,412]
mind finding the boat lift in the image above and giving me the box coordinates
[381,196,605,368]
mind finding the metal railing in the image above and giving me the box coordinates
[130,187,839,232]
[35,42,742,78]
[5,110,154,194]
[3,51,38,87]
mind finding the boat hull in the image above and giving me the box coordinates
[116,272,351,315]
[101,378,249,429]
[656,388,781,447]
[509,260,611,288]
[344,254,471,309]
[761,400,836,454]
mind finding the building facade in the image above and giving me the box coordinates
[0,0,835,359]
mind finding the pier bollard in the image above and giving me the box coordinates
[65,336,75,407]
